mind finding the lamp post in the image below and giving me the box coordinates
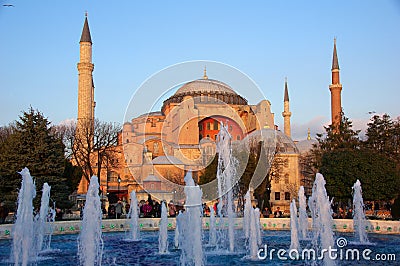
[117,175,121,201]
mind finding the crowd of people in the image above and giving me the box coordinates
[103,195,180,219]
[1,197,395,223]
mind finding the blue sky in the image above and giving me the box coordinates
[1,1,399,140]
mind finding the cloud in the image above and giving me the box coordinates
[57,118,76,127]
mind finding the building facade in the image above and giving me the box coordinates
[75,16,342,213]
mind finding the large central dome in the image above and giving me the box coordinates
[162,75,248,114]
[174,78,237,96]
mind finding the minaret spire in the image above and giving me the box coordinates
[332,37,339,70]
[282,77,292,138]
[80,14,92,44]
[329,38,343,131]
[284,77,289,102]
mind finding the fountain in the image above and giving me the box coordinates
[35,182,51,253]
[77,176,104,266]
[2,158,400,265]
[4,131,398,265]
[243,190,251,240]
[216,122,237,252]
[298,186,308,240]
[174,210,181,248]
[308,173,335,266]
[242,189,262,260]
[45,204,56,251]
[289,199,300,253]
[11,167,37,266]
[127,190,140,241]
[208,207,217,246]
[158,201,169,254]
[179,171,204,265]
[254,208,261,246]
[352,179,369,244]
[246,207,260,259]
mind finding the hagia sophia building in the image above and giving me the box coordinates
[75,16,342,212]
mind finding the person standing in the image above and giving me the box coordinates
[115,200,123,219]
[168,200,176,217]
[143,200,152,218]
[273,207,283,218]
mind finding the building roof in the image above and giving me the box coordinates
[80,16,92,44]
[244,128,299,155]
[296,139,318,154]
[138,111,164,118]
[332,38,339,70]
[174,78,237,96]
[275,130,299,154]
[152,155,184,165]
[284,78,289,102]
[162,77,248,112]
[143,174,161,182]
[242,128,299,155]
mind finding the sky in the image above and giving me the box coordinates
[1,1,399,140]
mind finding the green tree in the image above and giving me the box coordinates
[320,149,400,201]
[299,149,321,197]
[313,111,400,204]
[253,153,286,212]
[63,159,83,196]
[233,148,257,212]
[236,138,279,212]
[316,112,361,152]
[198,154,218,185]
[0,108,73,209]
[364,114,400,165]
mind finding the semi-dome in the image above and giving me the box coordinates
[162,76,247,114]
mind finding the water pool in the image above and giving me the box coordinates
[0,230,399,265]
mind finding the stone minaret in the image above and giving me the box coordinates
[77,14,95,130]
[76,14,94,194]
[282,77,291,137]
[329,38,342,131]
